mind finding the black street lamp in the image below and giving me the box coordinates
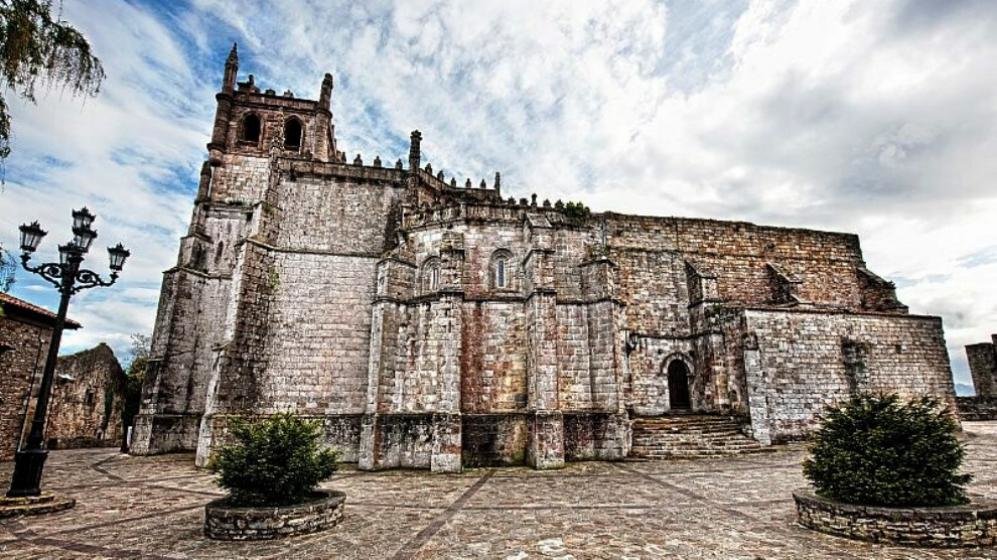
[6,208,130,498]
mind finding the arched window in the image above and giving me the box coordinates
[241,113,261,143]
[422,258,441,293]
[284,117,303,150]
[490,250,513,290]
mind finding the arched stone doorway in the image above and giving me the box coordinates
[667,360,691,410]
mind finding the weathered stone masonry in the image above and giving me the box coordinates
[46,343,126,450]
[958,335,997,420]
[967,335,996,398]
[131,46,958,471]
[0,293,81,460]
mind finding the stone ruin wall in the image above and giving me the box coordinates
[966,336,996,398]
[958,335,997,420]
[46,343,126,449]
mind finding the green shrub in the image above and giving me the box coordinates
[208,413,338,506]
[563,201,591,221]
[803,393,971,507]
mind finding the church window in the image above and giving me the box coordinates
[284,117,303,150]
[241,113,261,143]
[491,250,513,290]
[423,258,441,293]
[495,257,507,288]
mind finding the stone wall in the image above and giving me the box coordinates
[738,309,955,444]
[204,490,345,541]
[46,343,126,449]
[966,336,996,398]
[0,311,51,460]
[794,489,997,548]
[956,396,997,421]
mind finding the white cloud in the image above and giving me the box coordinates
[1,0,994,388]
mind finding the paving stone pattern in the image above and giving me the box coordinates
[2,421,996,559]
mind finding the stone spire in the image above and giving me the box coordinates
[408,130,422,171]
[223,43,238,94]
[320,73,333,109]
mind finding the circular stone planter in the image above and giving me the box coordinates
[793,488,997,548]
[204,490,345,540]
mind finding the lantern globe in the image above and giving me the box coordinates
[107,243,130,271]
[58,244,74,266]
[18,221,47,253]
[72,226,97,253]
[72,207,96,229]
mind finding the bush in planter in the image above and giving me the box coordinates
[803,393,971,507]
[208,413,338,506]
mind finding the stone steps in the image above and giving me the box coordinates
[0,494,76,519]
[629,414,771,459]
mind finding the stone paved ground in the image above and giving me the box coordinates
[1,422,996,559]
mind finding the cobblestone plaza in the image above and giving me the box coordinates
[1,421,995,559]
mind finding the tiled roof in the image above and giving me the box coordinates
[0,292,82,329]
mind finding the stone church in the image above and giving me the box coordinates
[131,46,957,471]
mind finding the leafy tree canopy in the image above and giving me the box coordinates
[0,0,104,162]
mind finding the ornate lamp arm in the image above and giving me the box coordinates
[71,268,118,294]
[20,254,64,290]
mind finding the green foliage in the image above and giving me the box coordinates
[562,201,591,221]
[0,0,104,163]
[209,413,338,506]
[266,265,280,293]
[122,355,146,430]
[121,333,151,431]
[0,248,15,291]
[803,393,971,507]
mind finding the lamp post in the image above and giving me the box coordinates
[6,208,129,497]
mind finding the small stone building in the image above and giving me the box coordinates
[0,292,81,460]
[132,46,959,471]
[958,336,997,420]
[966,335,996,398]
[45,343,126,449]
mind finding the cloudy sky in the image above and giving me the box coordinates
[0,0,994,390]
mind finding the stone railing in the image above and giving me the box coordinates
[794,488,997,548]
